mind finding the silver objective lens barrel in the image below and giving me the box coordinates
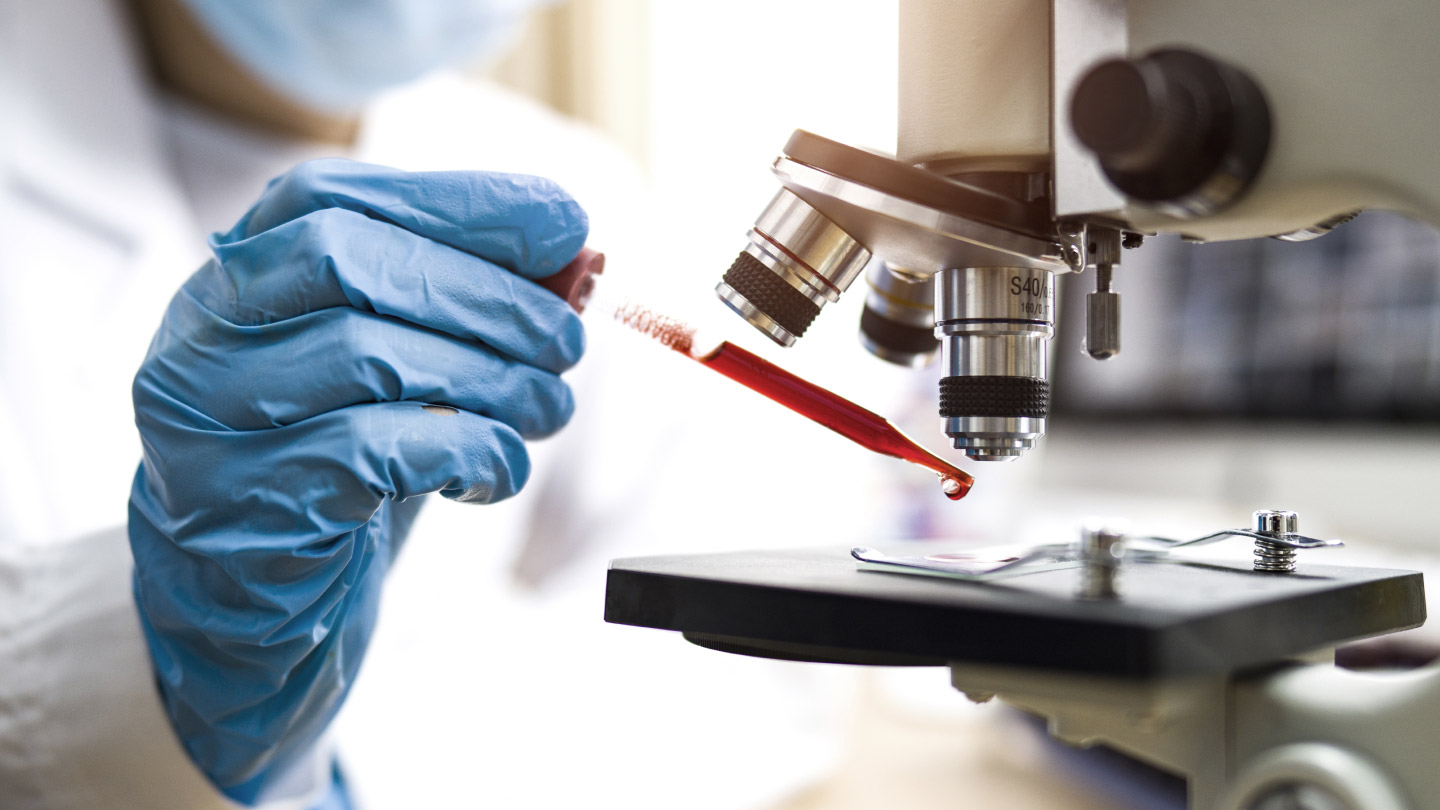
[935,267,1055,461]
[716,188,871,347]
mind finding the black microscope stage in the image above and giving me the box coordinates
[605,547,1425,678]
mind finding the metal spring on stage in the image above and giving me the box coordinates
[1253,538,1297,572]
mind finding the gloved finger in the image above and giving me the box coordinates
[313,401,532,507]
[133,402,533,559]
[346,402,531,506]
[225,158,588,281]
[193,208,585,373]
[146,302,575,438]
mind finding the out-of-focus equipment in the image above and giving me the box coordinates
[616,2,1440,808]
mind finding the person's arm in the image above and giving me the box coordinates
[129,158,587,804]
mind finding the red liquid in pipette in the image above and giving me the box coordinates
[610,300,973,499]
[696,342,973,500]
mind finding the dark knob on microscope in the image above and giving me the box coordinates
[1069,49,1271,218]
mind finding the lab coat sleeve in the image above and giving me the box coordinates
[0,528,331,810]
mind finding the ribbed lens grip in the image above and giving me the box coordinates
[939,376,1049,418]
[721,252,821,338]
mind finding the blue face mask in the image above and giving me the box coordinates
[179,0,546,113]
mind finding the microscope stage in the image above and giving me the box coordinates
[604,547,1425,677]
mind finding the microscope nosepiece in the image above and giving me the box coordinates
[717,188,870,347]
[935,267,1055,461]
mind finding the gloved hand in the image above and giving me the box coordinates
[128,158,587,804]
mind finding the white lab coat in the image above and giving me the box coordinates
[0,0,327,807]
[0,1,853,808]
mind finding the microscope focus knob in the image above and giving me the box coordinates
[1070,49,1271,219]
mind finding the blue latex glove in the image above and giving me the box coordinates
[128,159,587,804]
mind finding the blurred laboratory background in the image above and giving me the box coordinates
[329,2,1440,809]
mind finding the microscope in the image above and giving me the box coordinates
[608,2,1440,808]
